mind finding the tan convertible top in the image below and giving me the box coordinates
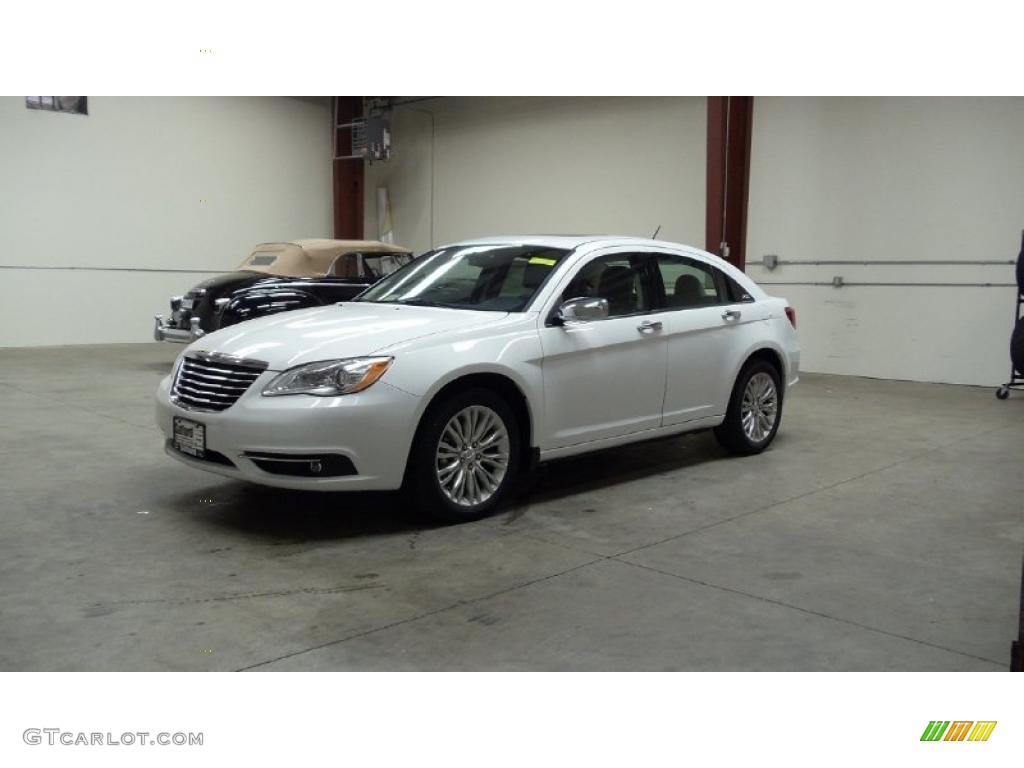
[238,239,413,277]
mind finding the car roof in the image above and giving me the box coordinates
[441,234,703,252]
[287,239,412,255]
[239,240,412,278]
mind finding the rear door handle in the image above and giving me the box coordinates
[637,320,662,333]
[722,309,742,322]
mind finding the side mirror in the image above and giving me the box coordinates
[556,296,609,325]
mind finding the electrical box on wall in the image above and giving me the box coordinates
[360,116,391,163]
[335,116,391,163]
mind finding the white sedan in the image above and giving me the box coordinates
[155,236,800,521]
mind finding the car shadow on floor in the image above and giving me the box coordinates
[168,430,774,541]
[170,483,436,542]
[517,430,733,504]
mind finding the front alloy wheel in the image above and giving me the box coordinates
[411,387,521,523]
[435,405,511,507]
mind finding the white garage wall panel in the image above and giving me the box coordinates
[364,97,707,255]
[0,97,332,347]
[747,97,1024,387]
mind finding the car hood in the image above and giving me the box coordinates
[185,271,265,297]
[182,303,507,370]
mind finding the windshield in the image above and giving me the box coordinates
[356,244,570,311]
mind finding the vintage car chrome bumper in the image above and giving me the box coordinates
[154,315,205,343]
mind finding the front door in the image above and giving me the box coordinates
[538,251,668,449]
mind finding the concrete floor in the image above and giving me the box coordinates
[0,343,1021,671]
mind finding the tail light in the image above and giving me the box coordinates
[784,306,796,329]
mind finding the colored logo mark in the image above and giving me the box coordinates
[920,721,997,742]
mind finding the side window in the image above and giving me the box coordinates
[722,272,755,303]
[364,253,411,278]
[655,254,723,309]
[561,253,650,318]
[330,254,361,278]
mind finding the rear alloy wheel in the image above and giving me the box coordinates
[714,360,783,455]
[412,388,520,523]
[740,372,779,443]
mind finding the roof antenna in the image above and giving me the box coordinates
[651,225,661,239]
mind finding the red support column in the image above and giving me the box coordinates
[333,97,365,239]
[706,96,753,271]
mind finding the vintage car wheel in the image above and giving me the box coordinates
[410,388,520,523]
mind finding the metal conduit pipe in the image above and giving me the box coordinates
[758,258,1014,268]
[0,265,225,274]
[759,281,1016,288]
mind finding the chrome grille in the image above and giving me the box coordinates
[171,354,267,412]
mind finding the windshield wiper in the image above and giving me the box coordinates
[391,298,451,308]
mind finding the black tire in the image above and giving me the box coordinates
[409,387,521,524]
[714,359,784,455]
[996,387,1010,401]
[1015,240,1024,294]
[1011,318,1024,376]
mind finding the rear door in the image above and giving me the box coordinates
[650,251,762,425]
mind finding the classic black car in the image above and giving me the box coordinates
[154,239,413,342]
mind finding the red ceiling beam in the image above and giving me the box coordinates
[333,97,365,240]
[706,96,753,271]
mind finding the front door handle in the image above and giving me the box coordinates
[722,309,742,322]
[637,320,662,333]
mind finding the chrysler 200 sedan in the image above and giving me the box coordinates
[155,236,800,522]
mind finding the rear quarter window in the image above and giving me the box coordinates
[723,273,755,303]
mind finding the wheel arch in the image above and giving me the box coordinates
[737,345,788,395]
[404,369,536,483]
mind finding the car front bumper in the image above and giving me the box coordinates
[154,315,205,343]
[155,373,420,491]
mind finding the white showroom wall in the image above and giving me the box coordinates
[746,97,1024,387]
[0,97,332,347]
[364,97,707,255]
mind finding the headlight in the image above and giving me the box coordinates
[262,357,393,397]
